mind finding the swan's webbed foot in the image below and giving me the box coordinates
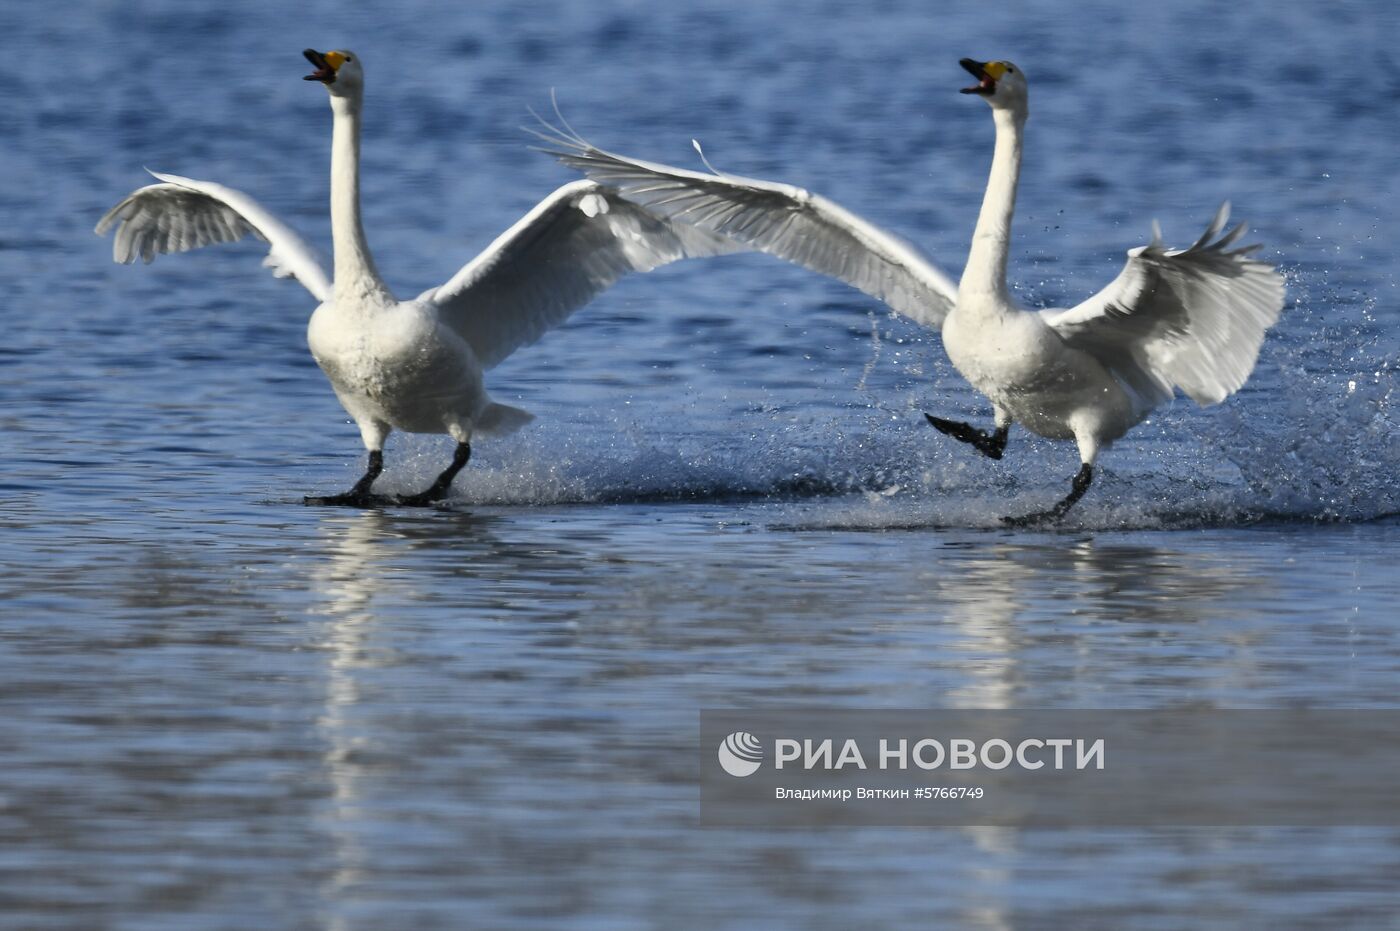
[1002,463,1094,527]
[304,450,387,508]
[394,442,471,507]
[303,491,398,508]
[925,414,1009,460]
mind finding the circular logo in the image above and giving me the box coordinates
[717,731,763,777]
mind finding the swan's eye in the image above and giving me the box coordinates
[1006,66,1015,73]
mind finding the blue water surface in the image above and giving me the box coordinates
[1,0,1398,928]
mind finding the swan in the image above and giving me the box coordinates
[538,59,1287,524]
[97,49,734,507]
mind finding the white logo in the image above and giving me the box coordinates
[718,731,764,777]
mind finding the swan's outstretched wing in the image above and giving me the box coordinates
[421,180,740,369]
[96,171,331,303]
[1040,204,1285,406]
[537,124,957,328]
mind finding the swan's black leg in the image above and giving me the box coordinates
[925,414,1009,460]
[396,442,471,507]
[305,450,387,507]
[1003,463,1094,527]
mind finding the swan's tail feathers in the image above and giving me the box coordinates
[476,402,535,438]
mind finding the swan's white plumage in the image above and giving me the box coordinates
[95,171,332,303]
[423,180,738,369]
[536,127,957,327]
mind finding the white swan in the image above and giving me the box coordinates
[97,49,734,507]
[540,59,1287,523]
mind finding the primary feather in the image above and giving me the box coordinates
[96,171,332,302]
[533,122,957,328]
[1040,204,1285,406]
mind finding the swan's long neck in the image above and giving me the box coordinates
[958,108,1025,307]
[329,94,392,305]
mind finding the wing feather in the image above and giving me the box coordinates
[420,181,741,369]
[1041,204,1286,407]
[534,122,957,328]
[96,171,331,303]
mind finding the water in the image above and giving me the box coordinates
[3,0,1399,927]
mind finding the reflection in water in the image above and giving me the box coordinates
[305,507,592,927]
[309,511,393,928]
[308,509,504,923]
[2,499,1397,927]
[269,509,1398,927]
[857,532,1270,711]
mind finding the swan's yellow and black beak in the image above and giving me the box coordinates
[303,49,346,84]
[960,58,1005,96]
